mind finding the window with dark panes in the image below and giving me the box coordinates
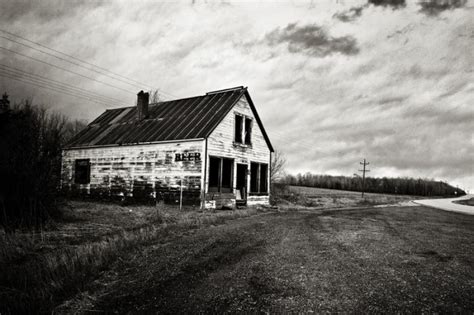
[75,159,90,184]
[259,163,268,193]
[244,117,252,145]
[209,156,234,193]
[235,115,243,143]
[250,162,268,194]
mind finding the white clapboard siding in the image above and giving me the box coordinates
[62,140,204,198]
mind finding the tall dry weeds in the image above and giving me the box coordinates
[0,206,260,314]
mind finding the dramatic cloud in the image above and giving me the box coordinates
[265,23,359,57]
[1,0,472,190]
[368,0,406,8]
[333,6,366,22]
[418,0,467,15]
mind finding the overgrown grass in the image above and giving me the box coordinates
[0,201,261,314]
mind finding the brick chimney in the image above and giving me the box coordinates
[137,90,149,120]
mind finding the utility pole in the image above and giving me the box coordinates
[359,159,370,198]
[179,178,183,211]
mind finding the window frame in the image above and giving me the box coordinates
[234,113,253,146]
[234,114,243,144]
[244,117,252,145]
[208,156,234,193]
[74,159,91,184]
[249,162,268,195]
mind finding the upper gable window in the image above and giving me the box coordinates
[234,114,252,145]
[244,117,252,145]
[235,115,243,143]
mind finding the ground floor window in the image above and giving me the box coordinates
[75,159,90,184]
[250,162,268,194]
[209,156,233,193]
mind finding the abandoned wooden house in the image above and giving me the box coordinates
[61,86,274,209]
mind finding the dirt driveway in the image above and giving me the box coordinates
[63,206,474,313]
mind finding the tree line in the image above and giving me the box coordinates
[0,96,86,229]
[282,173,465,197]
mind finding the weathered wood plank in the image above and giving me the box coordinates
[61,140,204,204]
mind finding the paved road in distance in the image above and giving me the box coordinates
[414,194,474,215]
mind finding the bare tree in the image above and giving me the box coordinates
[149,89,161,104]
[271,150,287,184]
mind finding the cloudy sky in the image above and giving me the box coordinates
[1,0,473,191]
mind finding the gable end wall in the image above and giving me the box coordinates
[206,95,271,207]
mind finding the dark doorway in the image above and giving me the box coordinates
[236,164,248,200]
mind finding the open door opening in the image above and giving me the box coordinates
[236,164,248,203]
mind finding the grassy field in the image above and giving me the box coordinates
[0,201,260,314]
[278,185,418,208]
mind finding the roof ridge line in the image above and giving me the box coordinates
[102,87,248,111]
[206,86,246,95]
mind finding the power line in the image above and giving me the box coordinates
[0,71,118,108]
[0,29,150,88]
[0,70,116,108]
[0,67,115,106]
[0,29,180,100]
[0,64,130,106]
[0,69,124,108]
[0,34,146,90]
[0,46,135,95]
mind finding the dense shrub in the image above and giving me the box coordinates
[0,99,85,229]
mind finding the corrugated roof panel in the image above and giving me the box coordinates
[119,107,137,123]
[89,110,115,125]
[174,94,221,140]
[93,123,123,145]
[109,107,133,124]
[110,123,136,145]
[73,125,103,146]
[160,95,209,141]
[123,119,156,144]
[179,92,228,139]
[141,97,204,142]
[163,96,209,140]
[88,124,117,146]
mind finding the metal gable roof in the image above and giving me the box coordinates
[65,86,274,152]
